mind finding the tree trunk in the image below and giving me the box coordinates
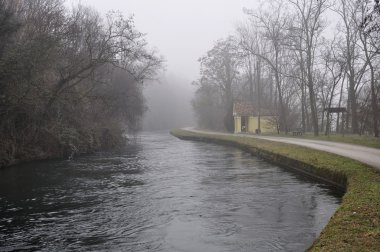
[224,60,234,132]
[325,112,330,135]
[308,85,319,136]
[301,82,306,132]
[299,44,307,132]
[274,48,287,133]
[248,57,254,104]
[369,65,379,137]
[362,33,379,137]
[305,86,311,132]
[275,70,287,133]
[348,76,359,134]
[307,46,319,136]
[257,59,261,131]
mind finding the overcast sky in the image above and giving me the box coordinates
[69,0,336,130]
[72,0,262,81]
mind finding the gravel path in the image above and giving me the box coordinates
[185,128,380,172]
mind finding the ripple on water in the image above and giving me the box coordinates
[0,132,342,252]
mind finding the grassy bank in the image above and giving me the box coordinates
[170,129,380,251]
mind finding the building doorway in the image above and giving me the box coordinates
[241,116,249,133]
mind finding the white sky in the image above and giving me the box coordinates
[71,0,262,80]
[68,0,337,130]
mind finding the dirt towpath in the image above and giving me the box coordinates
[184,128,380,172]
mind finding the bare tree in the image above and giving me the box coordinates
[197,36,241,132]
[236,22,265,131]
[361,0,380,52]
[288,0,330,136]
[45,6,163,114]
[240,2,290,132]
[356,1,379,136]
[320,38,346,135]
[0,0,163,166]
[334,0,369,134]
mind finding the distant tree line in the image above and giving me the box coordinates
[0,0,163,167]
[192,0,380,137]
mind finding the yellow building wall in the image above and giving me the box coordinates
[248,116,257,133]
[234,116,277,134]
[234,116,241,133]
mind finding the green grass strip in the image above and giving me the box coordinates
[170,129,380,251]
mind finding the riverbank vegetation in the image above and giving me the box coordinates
[171,129,380,251]
[192,0,380,137]
[0,0,163,167]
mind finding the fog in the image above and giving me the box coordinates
[68,0,342,132]
[75,0,260,78]
[143,74,195,131]
[72,0,262,130]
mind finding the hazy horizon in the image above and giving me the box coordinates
[68,0,339,131]
[69,0,264,130]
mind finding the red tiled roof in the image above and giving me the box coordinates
[233,102,255,116]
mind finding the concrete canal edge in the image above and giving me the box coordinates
[170,129,380,251]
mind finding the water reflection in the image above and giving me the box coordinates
[0,132,341,251]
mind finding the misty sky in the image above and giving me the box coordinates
[71,0,337,130]
[73,0,261,80]
[70,0,264,130]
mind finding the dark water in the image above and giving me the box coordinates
[0,132,342,252]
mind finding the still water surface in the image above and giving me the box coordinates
[0,132,342,251]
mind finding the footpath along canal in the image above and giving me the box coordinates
[183,128,380,172]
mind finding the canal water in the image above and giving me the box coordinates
[0,132,342,252]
